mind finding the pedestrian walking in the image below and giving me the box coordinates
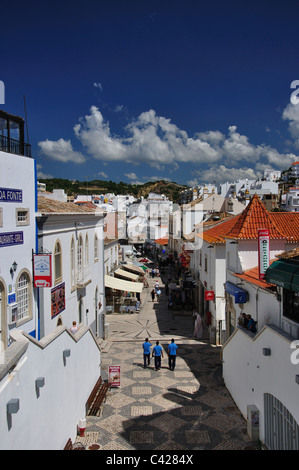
[167,338,178,370]
[151,289,155,302]
[142,338,152,368]
[193,309,203,338]
[152,340,163,371]
[156,288,161,302]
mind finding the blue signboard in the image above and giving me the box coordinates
[225,281,248,303]
[8,293,16,304]
[0,231,23,247]
[0,188,22,202]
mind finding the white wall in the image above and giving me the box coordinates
[0,151,38,345]
[38,213,105,339]
[223,325,299,445]
[0,326,101,450]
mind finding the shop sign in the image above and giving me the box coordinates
[0,231,23,247]
[33,254,52,287]
[51,282,65,318]
[0,188,22,203]
[205,290,215,301]
[258,228,270,280]
[109,365,120,387]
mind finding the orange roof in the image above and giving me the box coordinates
[225,194,286,240]
[196,194,299,245]
[196,216,239,244]
[155,237,168,245]
[233,262,276,289]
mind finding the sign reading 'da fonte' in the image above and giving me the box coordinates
[0,188,22,202]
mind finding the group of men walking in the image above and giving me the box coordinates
[142,338,178,371]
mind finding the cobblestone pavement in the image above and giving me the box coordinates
[81,264,258,451]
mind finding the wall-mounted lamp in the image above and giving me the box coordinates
[10,261,18,275]
[7,398,20,414]
[262,348,271,356]
[63,349,71,358]
[36,377,45,388]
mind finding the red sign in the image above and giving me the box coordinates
[109,365,120,387]
[205,290,215,301]
[258,228,270,280]
[33,254,52,288]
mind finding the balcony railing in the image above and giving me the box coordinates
[0,134,31,158]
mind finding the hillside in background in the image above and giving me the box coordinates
[38,178,188,203]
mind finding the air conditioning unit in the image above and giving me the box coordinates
[8,303,18,325]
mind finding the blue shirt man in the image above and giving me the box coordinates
[167,339,178,371]
[142,338,152,368]
[152,341,163,371]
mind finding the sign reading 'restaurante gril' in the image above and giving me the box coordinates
[258,228,270,280]
[0,188,22,202]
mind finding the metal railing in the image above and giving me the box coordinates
[0,134,31,158]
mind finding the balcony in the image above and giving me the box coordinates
[0,110,31,158]
[0,134,31,158]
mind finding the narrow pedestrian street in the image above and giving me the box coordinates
[80,265,258,451]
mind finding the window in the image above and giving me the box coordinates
[54,241,62,284]
[17,272,30,321]
[94,234,98,261]
[77,235,83,281]
[85,234,89,266]
[283,289,299,323]
[16,208,29,226]
[70,237,75,288]
[204,254,208,272]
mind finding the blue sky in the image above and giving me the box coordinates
[2,0,299,187]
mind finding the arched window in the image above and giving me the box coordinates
[85,234,89,266]
[94,234,98,261]
[70,237,75,287]
[17,271,31,321]
[77,235,83,282]
[54,240,62,284]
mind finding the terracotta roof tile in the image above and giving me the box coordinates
[196,194,299,245]
[233,262,276,289]
[225,194,285,240]
[38,196,101,214]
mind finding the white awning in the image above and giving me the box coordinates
[115,268,139,281]
[105,275,143,293]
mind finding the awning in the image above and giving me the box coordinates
[155,237,168,245]
[265,260,299,292]
[115,268,139,281]
[123,263,145,275]
[225,281,248,303]
[105,275,143,293]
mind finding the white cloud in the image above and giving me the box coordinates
[36,164,53,179]
[125,172,138,180]
[192,165,260,185]
[38,138,86,163]
[93,82,103,91]
[98,171,108,178]
[282,102,299,149]
[38,104,299,180]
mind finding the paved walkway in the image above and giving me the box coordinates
[80,265,258,451]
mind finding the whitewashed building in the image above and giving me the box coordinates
[222,197,299,449]
[36,196,106,339]
[0,110,38,350]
